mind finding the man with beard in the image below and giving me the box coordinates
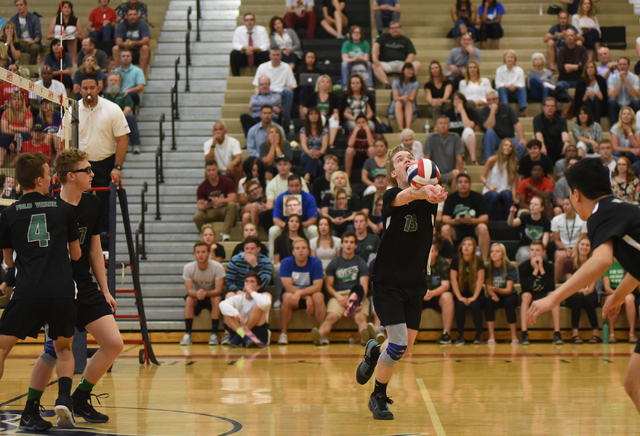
[104,72,140,151]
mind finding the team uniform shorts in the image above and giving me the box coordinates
[75,281,114,332]
[0,297,76,340]
[373,282,426,330]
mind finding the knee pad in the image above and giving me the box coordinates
[380,324,408,367]
[40,339,57,368]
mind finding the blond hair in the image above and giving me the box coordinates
[385,145,413,188]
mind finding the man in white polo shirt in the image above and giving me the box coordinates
[204,121,242,185]
[252,49,297,119]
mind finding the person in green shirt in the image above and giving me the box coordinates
[601,258,626,343]
[424,240,454,344]
[371,21,420,88]
[341,25,373,89]
[104,71,140,149]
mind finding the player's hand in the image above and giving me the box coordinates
[337,294,348,308]
[424,290,434,301]
[236,313,246,324]
[111,168,122,183]
[527,295,557,325]
[105,293,117,312]
[602,294,623,319]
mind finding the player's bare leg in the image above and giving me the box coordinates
[0,335,18,379]
[624,354,640,413]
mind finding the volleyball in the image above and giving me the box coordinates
[407,159,440,189]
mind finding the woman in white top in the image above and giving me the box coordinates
[551,197,588,283]
[480,137,517,221]
[458,61,492,107]
[572,0,601,61]
[400,128,423,160]
[611,106,640,162]
[310,217,341,270]
[47,1,85,67]
[269,16,303,69]
[495,49,527,116]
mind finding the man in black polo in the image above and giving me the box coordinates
[533,97,571,163]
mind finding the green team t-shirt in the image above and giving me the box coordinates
[341,40,371,59]
[427,255,451,291]
[604,260,625,289]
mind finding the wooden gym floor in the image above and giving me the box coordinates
[1,342,640,436]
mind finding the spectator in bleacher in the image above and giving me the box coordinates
[449,0,477,40]
[361,136,387,192]
[400,128,424,160]
[47,2,85,67]
[241,78,283,137]
[343,74,375,130]
[424,60,453,119]
[225,235,273,296]
[239,179,267,229]
[253,49,297,119]
[543,11,581,73]
[115,0,147,23]
[271,174,318,254]
[571,0,600,61]
[610,106,640,162]
[180,241,225,346]
[597,138,616,175]
[260,126,293,177]
[269,17,303,70]
[312,232,370,345]
[19,123,51,163]
[200,224,226,263]
[0,22,21,63]
[527,53,556,102]
[274,214,307,265]
[277,238,326,345]
[444,92,478,165]
[193,159,238,241]
[422,240,454,344]
[551,196,587,281]
[0,90,32,165]
[607,57,640,125]
[353,212,380,263]
[232,223,269,257]
[246,105,285,170]
[114,48,146,110]
[284,0,316,40]
[113,7,150,72]
[572,107,601,156]
[73,55,106,95]
[534,97,571,163]
[424,115,464,192]
[389,62,419,131]
[477,0,504,50]
[345,114,376,177]
[458,62,491,107]
[239,158,267,205]
[574,61,606,123]
[300,74,340,146]
[600,258,625,343]
[312,153,338,205]
[341,25,373,90]
[516,163,554,214]
[450,237,486,344]
[230,13,270,77]
[556,29,587,92]
[517,140,554,186]
[481,138,517,220]
[484,242,518,344]
[555,144,578,178]
[29,66,67,112]
[77,37,108,70]
[495,50,527,116]
[563,236,600,342]
[360,172,387,235]
[320,170,359,236]
[626,286,639,343]
[442,173,490,259]
[611,156,640,203]
[554,155,578,214]
[104,72,140,149]
[371,21,420,89]
[445,32,481,81]
[9,0,41,64]
[518,240,562,345]
[310,216,341,269]
[373,0,401,36]
[88,0,116,41]
[264,156,310,232]
[319,0,348,39]
[35,99,61,150]
[204,121,242,184]
[300,107,329,183]
[220,272,272,347]
[45,39,74,94]
[597,47,617,79]
[508,195,550,264]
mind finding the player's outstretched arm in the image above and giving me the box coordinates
[69,239,81,261]
[603,273,640,319]
[528,241,614,324]
[391,185,447,208]
[2,249,13,268]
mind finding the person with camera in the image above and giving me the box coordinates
[193,159,238,242]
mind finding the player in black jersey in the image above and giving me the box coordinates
[24,149,124,429]
[0,152,81,431]
[356,145,447,420]
[529,158,640,414]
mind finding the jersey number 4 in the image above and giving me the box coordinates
[404,214,418,232]
[27,214,51,247]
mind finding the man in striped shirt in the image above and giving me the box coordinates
[225,236,272,295]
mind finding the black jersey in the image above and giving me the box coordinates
[588,196,640,281]
[70,193,102,282]
[0,192,79,300]
[372,187,438,287]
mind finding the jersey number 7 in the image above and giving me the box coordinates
[28,214,51,247]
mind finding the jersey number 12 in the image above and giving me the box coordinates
[28,214,51,247]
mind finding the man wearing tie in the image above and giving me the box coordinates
[230,13,270,77]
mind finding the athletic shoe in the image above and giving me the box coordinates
[19,400,52,431]
[311,328,322,346]
[368,393,394,420]
[520,331,530,345]
[54,394,76,429]
[220,233,231,242]
[132,146,141,155]
[208,334,219,345]
[73,393,109,423]
[244,336,256,348]
[437,332,452,345]
[553,332,564,345]
[272,299,282,309]
[220,333,231,345]
[487,339,496,346]
[321,336,330,345]
[180,333,192,345]
[229,334,243,348]
[454,335,465,346]
[368,323,386,344]
[360,327,371,345]
[278,333,288,345]
[356,339,380,385]
[630,333,638,343]
[473,335,484,344]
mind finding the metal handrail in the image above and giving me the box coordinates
[196,0,201,41]
[135,181,148,260]
[155,114,165,221]
[185,30,191,92]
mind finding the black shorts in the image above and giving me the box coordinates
[251,323,270,344]
[0,297,76,340]
[422,295,442,312]
[373,282,426,330]
[521,291,548,303]
[184,295,220,316]
[454,225,477,243]
[75,299,114,332]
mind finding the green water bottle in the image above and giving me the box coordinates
[603,320,610,344]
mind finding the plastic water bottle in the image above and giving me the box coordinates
[289,120,295,134]
[539,4,543,15]
[603,321,610,344]
[424,119,430,133]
